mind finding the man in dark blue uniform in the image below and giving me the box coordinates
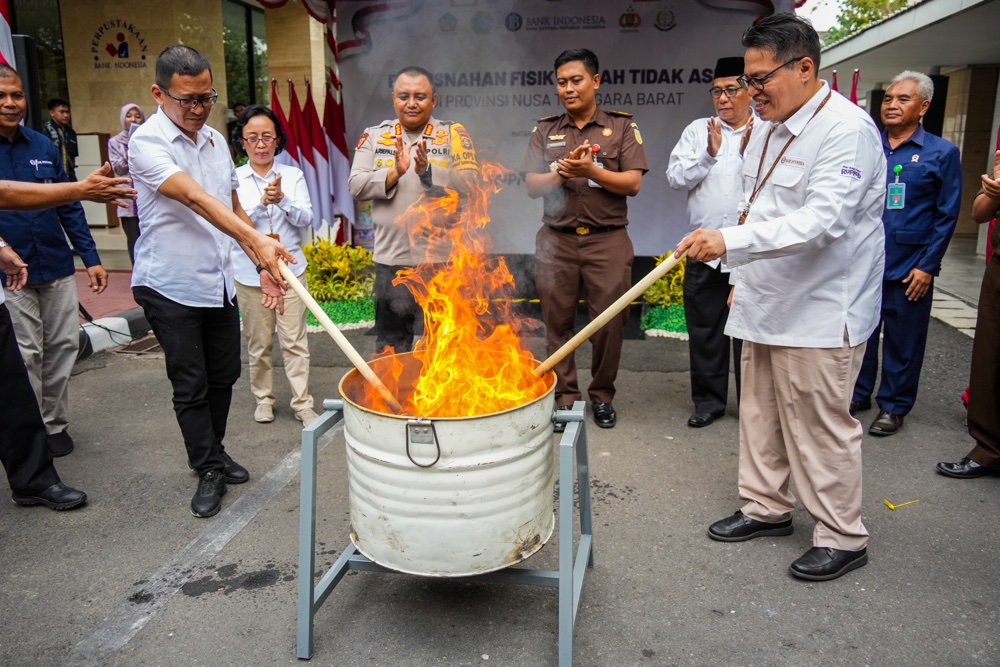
[852,71,962,436]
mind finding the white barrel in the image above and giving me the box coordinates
[339,353,556,577]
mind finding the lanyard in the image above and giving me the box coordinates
[739,91,832,225]
[251,172,275,235]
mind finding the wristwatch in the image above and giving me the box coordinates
[0,240,9,250]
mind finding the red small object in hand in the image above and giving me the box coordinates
[591,144,600,154]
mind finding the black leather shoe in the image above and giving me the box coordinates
[47,431,74,457]
[869,410,903,436]
[790,546,868,581]
[592,402,616,428]
[191,470,227,518]
[849,398,871,417]
[221,451,249,484]
[936,457,992,479]
[688,410,725,428]
[552,405,573,434]
[12,482,87,510]
[708,510,793,542]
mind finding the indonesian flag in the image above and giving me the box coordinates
[270,79,300,169]
[287,81,322,230]
[0,0,15,67]
[303,80,334,231]
[323,81,354,234]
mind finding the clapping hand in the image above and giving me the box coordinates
[707,117,722,157]
[260,173,284,206]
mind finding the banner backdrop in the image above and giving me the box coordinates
[337,0,768,255]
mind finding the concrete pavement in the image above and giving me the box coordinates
[1,311,997,666]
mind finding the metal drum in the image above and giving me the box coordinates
[339,352,556,577]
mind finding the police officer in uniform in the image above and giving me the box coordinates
[522,48,648,430]
[349,66,478,354]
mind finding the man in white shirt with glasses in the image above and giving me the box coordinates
[129,45,294,519]
[675,14,885,582]
[668,56,753,429]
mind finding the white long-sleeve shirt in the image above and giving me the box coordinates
[230,162,313,285]
[666,115,750,270]
[720,83,886,348]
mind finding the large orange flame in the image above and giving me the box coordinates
[362,162,550,417]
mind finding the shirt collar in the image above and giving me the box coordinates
[157,108,215,149]
[240,163,277,183]
[556,107,607,130]
[781,81,831,137]
[882,124,926,149]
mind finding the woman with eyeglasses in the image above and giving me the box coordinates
[107,103,145,265]
[229,104,318,427]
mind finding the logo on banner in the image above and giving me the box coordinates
[654,10,677,31]
[439,13,457,32]
[472,11,493,34]
[505,13,523,31]
[620,7,641,31]
[90,19,149,70]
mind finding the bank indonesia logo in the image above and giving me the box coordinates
[472,11,493,34]
[505,12,523,32]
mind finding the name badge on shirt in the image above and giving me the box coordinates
[887,182,905,210]
[547,141,566,148]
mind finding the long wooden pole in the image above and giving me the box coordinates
[535,252,687,376]
[277,263,404,414]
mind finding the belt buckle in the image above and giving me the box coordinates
[575,227,589,235]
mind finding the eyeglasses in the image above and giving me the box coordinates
[737,56,806,92]
[160,87,219,109]
[243,134,276,146]
[709,86,742,99]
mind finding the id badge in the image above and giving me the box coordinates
[267,233,280,241]
[887,182,905,210]
[588,161,604,188]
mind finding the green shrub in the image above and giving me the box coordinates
[642,254,686,308]
[305,298,375,326]
[641,304,688,333]
[302,238,375,302]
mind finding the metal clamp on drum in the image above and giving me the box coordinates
[405,419,441,468]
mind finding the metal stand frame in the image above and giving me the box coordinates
[297,399,594,665]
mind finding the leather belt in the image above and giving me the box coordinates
[547,225,623,236]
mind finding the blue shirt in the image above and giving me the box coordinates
[0,126,99,285]
[881,125,962,281]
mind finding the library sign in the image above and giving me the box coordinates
[90,19,148,70]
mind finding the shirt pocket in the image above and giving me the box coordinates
[203,158,234,201]
[593,145,620,172]
[30,161,58,183]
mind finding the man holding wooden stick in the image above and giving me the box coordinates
[676,14,885,581]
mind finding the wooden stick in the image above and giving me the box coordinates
[277,263,404,414]
[535,251,687,376]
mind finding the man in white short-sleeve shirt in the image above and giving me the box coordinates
[129,45,293,519]
[676,14,885,582]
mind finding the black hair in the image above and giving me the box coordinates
[155,45,212,90]
[554,48,599,76]
[392,66,436,94]
[232,101,246,110]
[0,64,19,80]
[48,98,69,110]
[742,13,821,71]
[233,104,287,157]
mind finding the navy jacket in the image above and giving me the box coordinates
[881,126,962,281]
[0,127,99,285]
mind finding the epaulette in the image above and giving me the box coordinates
[607,110,633,117]
[536,114,560,122]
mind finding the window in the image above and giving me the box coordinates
[10,0,68,127]
[223,0,268,107]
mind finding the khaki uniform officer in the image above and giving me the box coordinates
[522,48,648,431]
[349,66,478,354]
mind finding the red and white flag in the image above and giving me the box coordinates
[287,81,323,230]
[303,79,334,231]
[324,81,354,236]
[270,79,300,170]
[0,0,16,67]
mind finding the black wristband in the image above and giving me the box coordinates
[255,263,264,274]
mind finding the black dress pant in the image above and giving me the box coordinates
[683,260,742,414]
[968,254,1000,467]
[133,286,241,475]
[0,303,60,494]
[374,262,421,354]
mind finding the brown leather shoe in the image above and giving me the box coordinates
[869,410,903,436]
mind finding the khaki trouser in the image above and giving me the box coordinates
[737,334,869,551]
[235,278,314,412]
[4,275,79,436]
